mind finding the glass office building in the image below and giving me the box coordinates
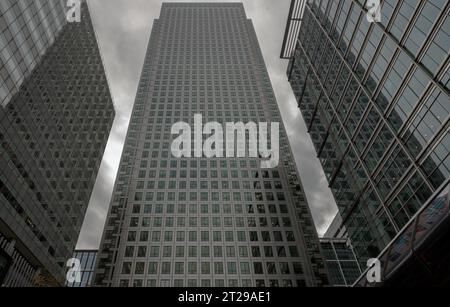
[94,3,327,287]
[66,250,97,287]
[0,1,115,286]
[282,0,450,267]
[320,238,361,287]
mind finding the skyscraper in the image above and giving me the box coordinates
[94,3,327,287]
[320,238,361,287]
[0,1,115,286]
[282,0,449,267]
[66,250,97,287]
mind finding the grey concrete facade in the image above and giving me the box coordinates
[283,0,449,267]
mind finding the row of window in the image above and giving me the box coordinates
[127,216,293,228]
[121,260,303,276]
[122,245,300,259]
[134,168,280,178]
[120,278,300,288]
[115,203,291,216]
[130,191,287,202]
[125,230,298,243]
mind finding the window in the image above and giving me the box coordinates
[188,262,197,274]
[175,262,184,274]
[121,262,131,274]
[201,246,210,257]
[227,262,237,274]
[201,262,210,274]
[148,262,158,274]
[254,262,264,274]
[137,246,147,257]
[280,263,290,274]
[150,246,160,257]
[188,246,197,257]
[240,262,250,274]
[267,262,276,274]
[161,262,171,274]
[135,262,145,274]
[214,262,224,274]
[125,246,134,257]
[239,246,248,257]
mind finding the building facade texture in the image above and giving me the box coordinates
[94,3,327,287]
[323,213,347,239]
[0,0,67,108]
[285,0,450,266]
[0,1,115,286]
[354,183,450,287]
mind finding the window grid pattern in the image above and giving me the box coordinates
[320,238,361,287]
[95,3,327,288]
[0,0,68,107]
[0,2,115,285]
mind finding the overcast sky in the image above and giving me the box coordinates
[76,0,338,250]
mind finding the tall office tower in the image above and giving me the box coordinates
[282,0,450,267]
[66,250,97,287]
[0,1,115,286]
[94,3,327,288]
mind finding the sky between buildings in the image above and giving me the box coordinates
[76,0,338,249]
